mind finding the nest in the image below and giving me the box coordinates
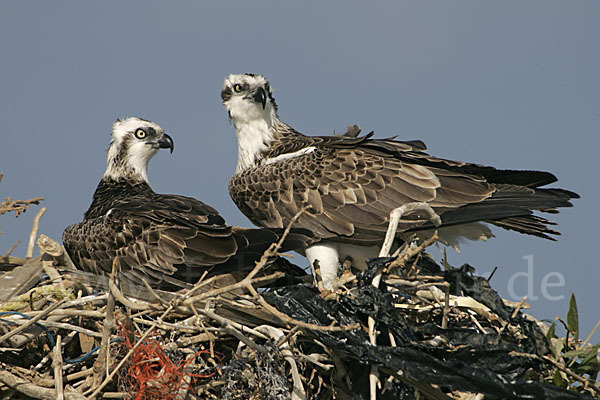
[0,196,598,399]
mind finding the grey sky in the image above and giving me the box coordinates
[1,1,598,340]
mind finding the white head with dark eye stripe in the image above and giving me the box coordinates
[104,117,174,183]
[221,73,278,120]
[221,73,280,173]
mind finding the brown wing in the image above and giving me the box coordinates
[63,197,240,286]
[229,135,578,244]
[230,146,496,245]
[63,188,316,287]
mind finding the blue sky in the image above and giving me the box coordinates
[1,1,598,340]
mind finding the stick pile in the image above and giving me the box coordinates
[0,206,598,399]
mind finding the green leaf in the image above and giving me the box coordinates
[567,293,579,341]
[551,368,565,387]
[579,346,600,368]
[550,338,564,359]
[546,322,556,341]
[563,344,600,361]
[561,348,589,358]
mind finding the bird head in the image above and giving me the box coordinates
[221,73,278,128]
[104,117,174,183]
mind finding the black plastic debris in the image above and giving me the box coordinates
[264,256,593,399]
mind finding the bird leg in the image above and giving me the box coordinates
[379,202,441,259]
[369,202,441,400]
[311,259,325,292]
[341,256,353,273]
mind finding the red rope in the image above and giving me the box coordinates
[116,323,222,399]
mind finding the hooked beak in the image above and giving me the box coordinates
[252,86,267,109]
[157,133,174,153]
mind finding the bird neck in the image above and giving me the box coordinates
[103,143,151,184]
[232,106,308,174]
[232,108,278,173]
[84,178,152,220]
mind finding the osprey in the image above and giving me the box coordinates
[222,73,579,289]
[63,117,310,289]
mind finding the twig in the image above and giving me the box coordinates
[196,308,270,341]
[442,248,448,271]
[0,370,86,400]
[406,251,421,277]
[0,299,65,345]
[36,322,106,340]
[185,208,310,313]
[511,296,527,318]
[62,293,109,308]
[183,272,284,305]
[541,355,600,395]
[255,325,306,400]
[330,271,357,292]
[132,317,200,333]
[52,335,64,400]
[247,284,360,332]
[0,195,44,217]
[139,277,170,305]
[26,309,105,319]
[580,319,600,348]
[388,231,439,271]
[91,260,117,389]
[441,282,450,329]
[277,326,301,348]
[224,325,267,354]
[296,353,332,370]
[100,393,129,399]
[2,240,21,257]
[65,368,95,383]
[108,276,155,311]
[468,313,487,335]
[26,207,46,258]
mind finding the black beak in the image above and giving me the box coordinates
[253,86,267,109]
[158,133,174,153]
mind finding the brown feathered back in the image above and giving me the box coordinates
[64,179,313,288]
[229,129,578,244]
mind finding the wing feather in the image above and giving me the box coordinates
[64,179,304,288]
[229,131,577,244]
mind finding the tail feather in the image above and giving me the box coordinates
[415,184,577,239]
[461,169,559,188]
[490,215,560,240]
[230,226,315,256]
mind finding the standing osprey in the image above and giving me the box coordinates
[222,73,579,288]
[63,117,310,289]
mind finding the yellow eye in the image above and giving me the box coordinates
[135,129,147,139]
[233,83,243,93]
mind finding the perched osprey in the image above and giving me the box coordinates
[222,73,579,288]
[63,117,310,289]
